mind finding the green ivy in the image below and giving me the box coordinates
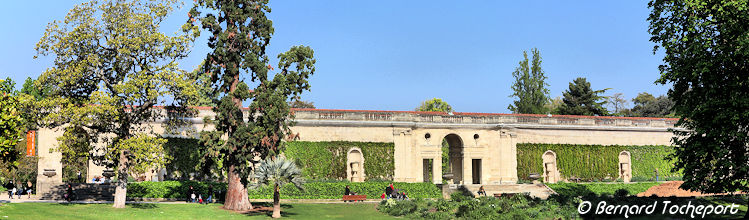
[517,143,681,181]
[284,141,394,180]
[162,138,205,180]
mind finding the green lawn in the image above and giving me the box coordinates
[0,202,395,220]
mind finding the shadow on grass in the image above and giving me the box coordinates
[130,203,158,209]
[239,202,296,217]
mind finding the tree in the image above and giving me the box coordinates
[415,98,453,113]
[251,156,304,218]
[544,96,564,115]
[34,0,197,208]
[288,99,315,109]
[607,93,629,116]
[630,92,673,117]
[189,0,316,211]
[556,77,609,116]
[186,61,218,107]
[0,78,24,166]
[508,48,550,114]
[648,0,749,202]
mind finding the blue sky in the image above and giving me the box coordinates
[0,1,668,113]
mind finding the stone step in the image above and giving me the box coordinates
[459,184,556,199]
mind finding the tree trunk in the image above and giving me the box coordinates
[224,165,251,211]
[113,150,128,208]
[272,184,281,218]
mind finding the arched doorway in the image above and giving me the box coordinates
[542,150,559,183]
[347,148,365,182]
[443,134,463,184]
[618,151,631,182]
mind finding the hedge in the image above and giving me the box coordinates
[248,181,441,199]
[127,181,440,199]
[127,181,225,199]
[284,141,394,180]
[517,143,681,181]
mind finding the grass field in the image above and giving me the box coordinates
[0,202,395,220]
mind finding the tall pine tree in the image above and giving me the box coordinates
[188,0,316,211]
[508,48,550,114]
[557,77,609,116]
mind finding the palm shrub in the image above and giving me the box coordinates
[251,156,305,218]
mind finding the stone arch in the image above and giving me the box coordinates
[346,147,365,182]
[542,150,559,183]
[444,134,464,184]
[618,151,632,182]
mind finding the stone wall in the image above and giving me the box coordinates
[36,108,678,191]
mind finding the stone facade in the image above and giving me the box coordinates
[36,108,678,190]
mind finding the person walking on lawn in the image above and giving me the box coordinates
[26,181,32,199]
[5,180,14,199]
[10,180,17,200]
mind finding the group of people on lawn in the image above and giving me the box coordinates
[187,185,214,204]
[4,180,33,199]
[343,183,410,200]
[381,183,408,200]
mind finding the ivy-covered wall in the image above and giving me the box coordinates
[284,141,395,181]
[517,143,680,181]
[163,137,204,180]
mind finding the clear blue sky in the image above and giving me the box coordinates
[0,0,668,113]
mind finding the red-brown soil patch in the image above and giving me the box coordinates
[637,181,745,197]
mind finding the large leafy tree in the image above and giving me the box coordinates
[189,0,316,211]
[556,77,609,116]
[508,48,550,114]
[34,0,197,208]
[648,0,749,200]
[415,98,453,113]
[0,78,24,167]
[630,92,674,117]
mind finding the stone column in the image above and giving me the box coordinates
[392,128,412,182]
[433,155,442,184]
[462,152,472,185]
[36,127,64,197]
[498,130,518,184]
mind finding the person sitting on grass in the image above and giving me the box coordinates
[206,185,213,204]
[477,186,486,196]
[385,183,394,199]
[188,186,196,203]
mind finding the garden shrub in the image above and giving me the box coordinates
[284,141,394,180]
[128,180,440,199]
[517,143,681,181]
[127,181,226,199]
[546,182,660,197]
[378,192,577,219]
